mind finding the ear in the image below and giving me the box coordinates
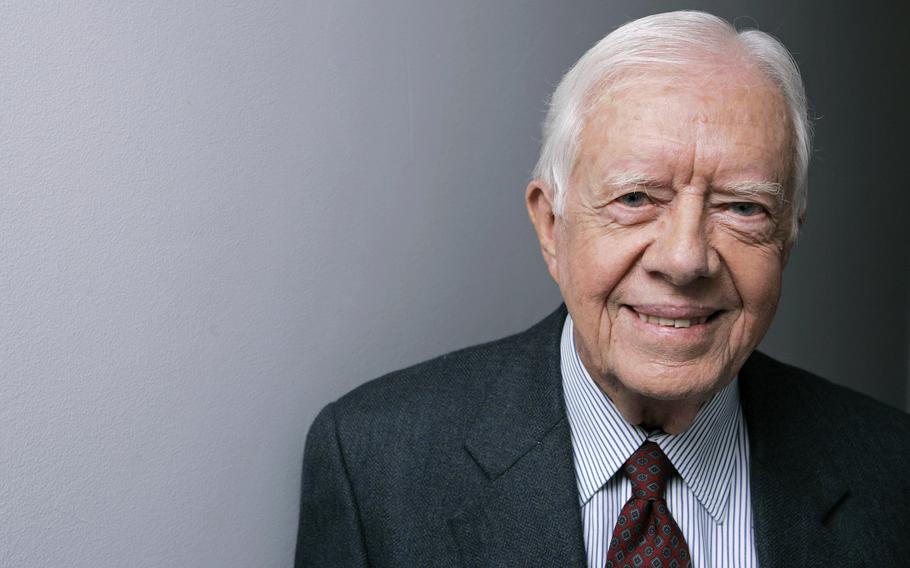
[779,212,801,268]
[525,180,560,282]
[780,241,793,268]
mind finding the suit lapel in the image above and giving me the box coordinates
[448,306,587,567]
[739,352,854,567]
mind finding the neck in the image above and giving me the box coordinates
[594,375,708,435]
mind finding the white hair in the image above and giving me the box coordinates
[532,11,811,241]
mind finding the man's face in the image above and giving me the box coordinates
[530,66,793,403]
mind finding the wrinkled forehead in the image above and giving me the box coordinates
[577,61,795,183]
[583,54,786,120]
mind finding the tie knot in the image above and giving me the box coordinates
[623,441,674,501]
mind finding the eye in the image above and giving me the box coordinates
[616,191,650,208]
[728,202,765,217]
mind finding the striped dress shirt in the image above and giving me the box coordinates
[560,315,758,568]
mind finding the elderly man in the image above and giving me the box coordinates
[296,11,909,567]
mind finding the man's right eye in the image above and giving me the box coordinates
[616,191,650,207]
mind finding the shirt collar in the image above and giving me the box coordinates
[560,314,742,523]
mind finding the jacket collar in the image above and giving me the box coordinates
[449,305,587,566]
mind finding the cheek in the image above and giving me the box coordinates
[560,231,642,303]
[730,253,783,319]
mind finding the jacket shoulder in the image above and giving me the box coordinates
[321,306,566,459]
[742,350,910,461]
[334,306,566,417]
[334,325,529,421]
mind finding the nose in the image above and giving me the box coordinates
[640,193,720,286]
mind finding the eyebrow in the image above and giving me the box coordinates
[721,180,785,202]
[603,171,665,189]
[604,171,785,202]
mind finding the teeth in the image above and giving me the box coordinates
[636,312,708,327]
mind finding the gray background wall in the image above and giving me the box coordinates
[2,1,906,566]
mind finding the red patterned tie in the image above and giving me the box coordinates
[605,441,692,568]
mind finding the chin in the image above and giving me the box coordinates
[611,359,732,402]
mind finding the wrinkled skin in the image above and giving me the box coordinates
[527,64,794,433]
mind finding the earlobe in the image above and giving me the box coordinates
[525,180,559,280]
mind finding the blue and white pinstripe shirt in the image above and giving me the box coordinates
[560,315,758,568]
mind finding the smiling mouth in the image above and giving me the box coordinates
[635,313,706,328]
[628,306,721,328]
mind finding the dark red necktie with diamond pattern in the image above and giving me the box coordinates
[605,441,692,568]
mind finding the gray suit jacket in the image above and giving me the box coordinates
[296,306,910,567]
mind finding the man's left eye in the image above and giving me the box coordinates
[729,202,764,217]
[617,191,650,207]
